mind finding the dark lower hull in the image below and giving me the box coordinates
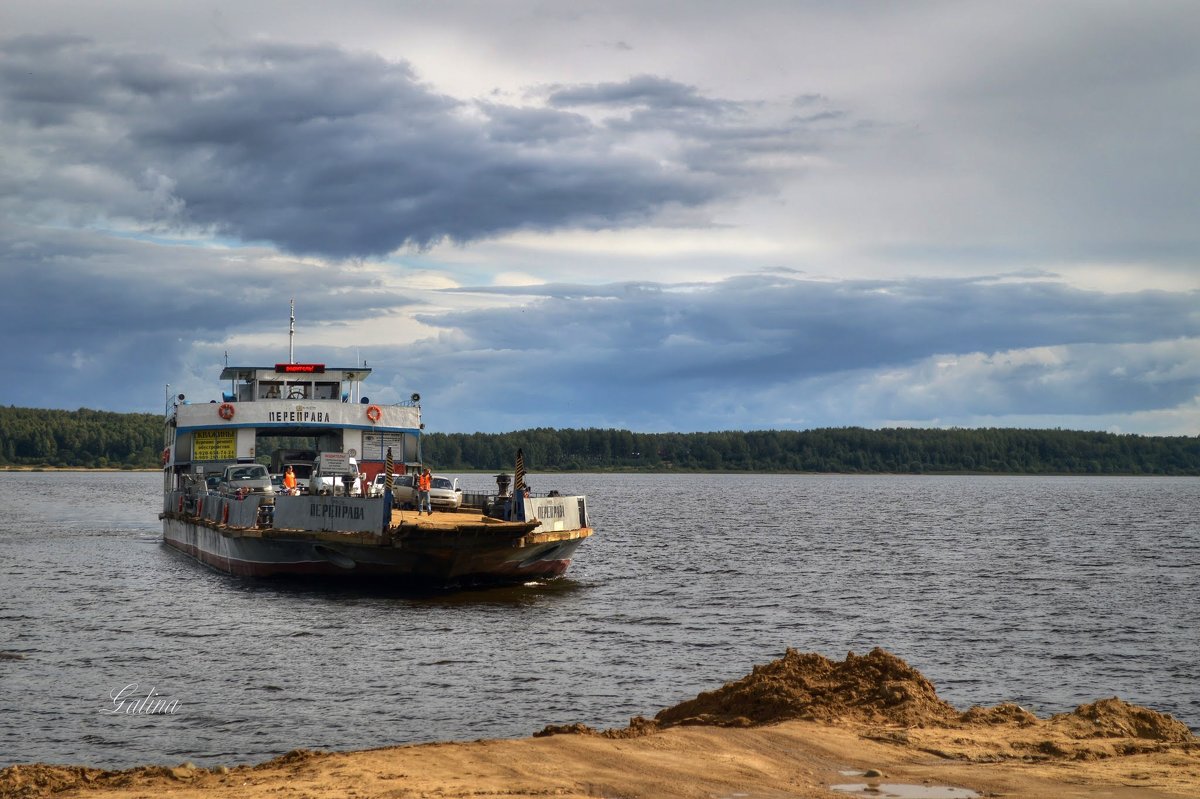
[161,515,589,585]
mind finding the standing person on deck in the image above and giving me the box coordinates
[417,467,433,515]
[283,465,297,496]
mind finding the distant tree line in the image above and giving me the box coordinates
[422,426,1200,475]
[0,406,162,469]
[2,406,1198,475]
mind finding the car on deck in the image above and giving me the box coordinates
[427,476,463,510]
[217,464,276,503]
[382,473,462,510]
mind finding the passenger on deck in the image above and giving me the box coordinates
[417,467,432,515]
[506,484,530,521]
[283,466,297,496]
[516,485,531,520]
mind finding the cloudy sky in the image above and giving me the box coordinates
[2,1,1197,434]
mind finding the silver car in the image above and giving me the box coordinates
[388,474,417,507]
[218,464,276,503]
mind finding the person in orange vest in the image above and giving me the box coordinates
[417,467,433,515]
[283,465,298,496]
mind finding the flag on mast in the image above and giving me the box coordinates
[514,448,526,492]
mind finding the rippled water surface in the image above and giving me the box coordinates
[1,471,1197,768]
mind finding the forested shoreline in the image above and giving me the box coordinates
[422,427,1200,474]
[2,405,1198,474]
[0,407,162,469]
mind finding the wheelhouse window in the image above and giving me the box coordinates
[259,381,284,399]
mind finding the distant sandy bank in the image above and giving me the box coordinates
[3,648,1197,798]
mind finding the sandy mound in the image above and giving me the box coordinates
[0,763,209,798]
[0,750,342,798]
[536,647,961,737]
[652,646,960,729]
[958,696,1195,748]
[960,702,1039,727]
[1049,697,1195,742]
[536,646,1198,756]
[645,647,1196,743]
[904,696,1199,765]
[0,764,104,798]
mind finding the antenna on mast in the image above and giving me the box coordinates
[289,298,295,364]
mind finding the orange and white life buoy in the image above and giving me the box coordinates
[218,402,235,420]
[365,404,382,423]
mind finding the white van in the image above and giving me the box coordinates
[309,452,362,496]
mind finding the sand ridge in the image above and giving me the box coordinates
[4,647,1198,799]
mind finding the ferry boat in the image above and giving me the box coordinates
[159,359,593,584]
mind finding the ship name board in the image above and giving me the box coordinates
[268,409,333,423]
[309,502,365,520]
[536,502,566,519]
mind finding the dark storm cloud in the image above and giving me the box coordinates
[4,231,1195,430]
[446,274,1198,369]
[0,221,413,410]
[545,75,831,180]
[398,274,1200,430]
[546,74,730,112]
[0,37,827,259]
[479,104,593,144]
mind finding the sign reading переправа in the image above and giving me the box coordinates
[273,496,382,533]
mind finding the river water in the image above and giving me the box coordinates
[0,471,1196,769]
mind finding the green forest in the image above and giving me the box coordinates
[3,405,1198,475]
[421,426,1200,474]
[0,406,163,469]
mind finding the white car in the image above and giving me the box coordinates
[369,473,414,504]
[377,473,462,510]
[426,475,462,510]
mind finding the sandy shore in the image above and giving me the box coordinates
[4,648,1198,799]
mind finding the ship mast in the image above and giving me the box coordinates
[288,298,295,364]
